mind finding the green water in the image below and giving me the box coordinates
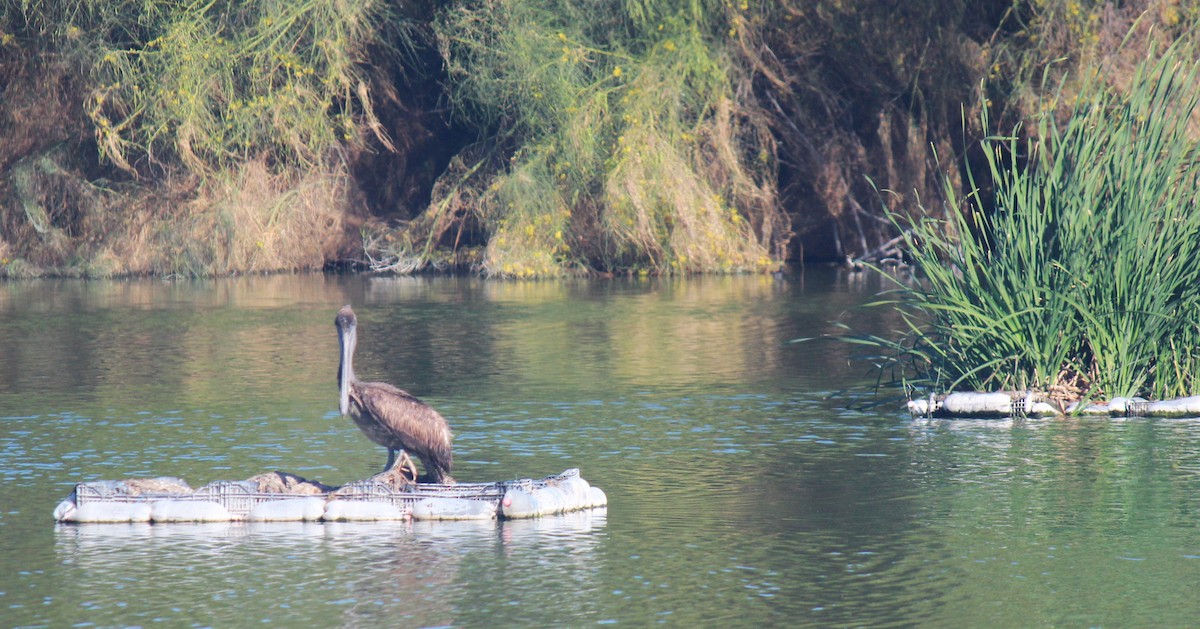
[2,271,1200,627]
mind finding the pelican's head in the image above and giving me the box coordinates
[335,305,358,415]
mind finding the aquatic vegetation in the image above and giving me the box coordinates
[875,35,1200,400]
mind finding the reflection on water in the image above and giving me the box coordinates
[5,271,1200,626]
[52,512,607,627]
[901,418,1200,626]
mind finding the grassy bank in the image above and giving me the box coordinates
[372,0,789,277]
[0,0,397,276]
[1,1,1196,278]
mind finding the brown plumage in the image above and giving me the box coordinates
[335,305,454,483]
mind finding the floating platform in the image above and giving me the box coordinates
[53,468,607,524]
[908,391,1200,420]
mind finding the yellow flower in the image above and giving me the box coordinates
[612,66,622,78]
[663,40,676,51]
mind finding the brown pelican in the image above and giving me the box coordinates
[335,305,454,483]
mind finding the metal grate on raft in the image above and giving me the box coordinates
[70,468,586,516]
[73,480,297,519]
[331,480,419,510]
[193,481,265,518]
[326,468,583,509]
[1125,399,1152,417]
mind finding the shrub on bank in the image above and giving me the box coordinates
[0,0,393,276]
[411,0,787,276]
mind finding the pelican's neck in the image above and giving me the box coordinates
[338,324,356,416]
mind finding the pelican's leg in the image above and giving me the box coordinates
[396,451,418,484]
[384,448,397,472]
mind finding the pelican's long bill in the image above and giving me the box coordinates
[336,306,357,416]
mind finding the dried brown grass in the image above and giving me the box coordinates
[160,160,356,276]
[2,154,359,277]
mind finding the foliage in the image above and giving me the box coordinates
[423,0,786,276]
[755,1,998,262]
[987,0,1200,129]
[2,0,1198,279]
[875,35,1200,400]
[73,0,394,174]
[0,0,395,275]
[4,0,395,175]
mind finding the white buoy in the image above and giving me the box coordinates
[322,500,408,521]
[941,392,1013,417]
[501,488,539,518]
[59,501,154,523]
[587,486,607,508]
[1064,400,1108,415]
[1026,401,1060,417]
[411,497,496,520]
[533,486,568,515]
[150,500,232,523]
[1108,397,1149,415]
[246,497,326,522]
[1142,395,1200,418]
[557,477,592,509]
[908,393,943,417]
[52,498,77,522]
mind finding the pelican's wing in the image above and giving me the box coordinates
[354,381,454,467]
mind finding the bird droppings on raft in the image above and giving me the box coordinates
[907,392,1200,419]
[53,468,607,524]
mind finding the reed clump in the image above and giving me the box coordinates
[876,34,1200,401]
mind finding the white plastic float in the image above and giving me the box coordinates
[908,392,1200,419]
[53,468,607,524]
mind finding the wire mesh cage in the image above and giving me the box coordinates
[73,479,319,519]
[1125,399,1152,417]
[65,468,592,522]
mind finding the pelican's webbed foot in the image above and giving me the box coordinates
[378,449,419,486]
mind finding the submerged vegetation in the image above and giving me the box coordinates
[862,32,1200,401]
[0,1,1197,282]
